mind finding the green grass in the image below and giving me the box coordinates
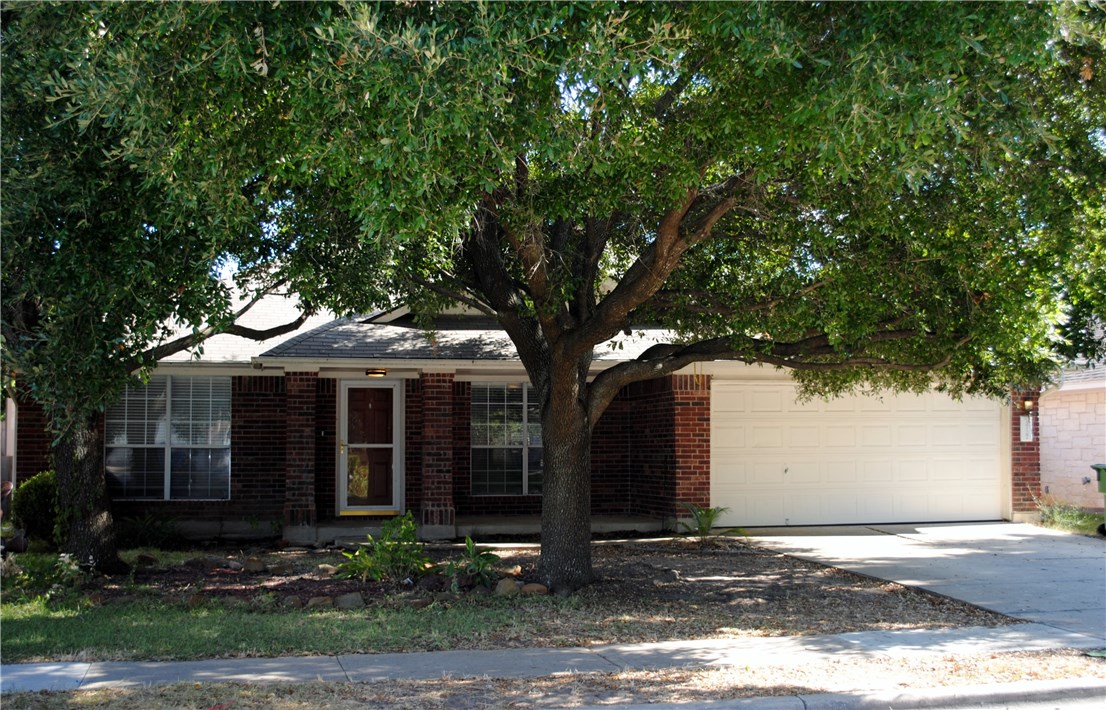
[0,594,566,662]
[1034,495,1104,536]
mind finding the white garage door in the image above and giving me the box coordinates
[710,382,1003,526]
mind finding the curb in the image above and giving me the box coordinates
[576,677,1106,709]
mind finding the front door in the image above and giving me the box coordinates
[339,382,402,514]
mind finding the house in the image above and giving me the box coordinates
[10,296,1044,544]
[1039,366,1106,510]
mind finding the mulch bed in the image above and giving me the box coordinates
[93,536,1010,640]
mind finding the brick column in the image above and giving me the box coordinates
[283,372,318,541]
[671,374,712,513]
[1010,388,1041,517]
[419,373,456,537]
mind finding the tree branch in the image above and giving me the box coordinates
[407,274,496,317]
[586,329,971,423]
[125,285,312,372]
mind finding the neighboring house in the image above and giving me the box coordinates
[1040,366,1106,510]
[11,298,1044,544]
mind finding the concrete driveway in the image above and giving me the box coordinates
[749,522,1105,643]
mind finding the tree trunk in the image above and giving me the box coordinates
[537,372,595,593]
[53,413,129,574]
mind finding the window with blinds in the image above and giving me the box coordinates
[470,384,542,496]
[105,376,231,500]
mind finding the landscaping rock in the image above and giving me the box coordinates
[268,561,295,576]
[186,593,206,608]
[225,560,244,571]
[494,578,520,596]
[520,582,549,596]
[184,555,230,571]
[84,592,105,606]
[316,563,339,576]
[243,557,267,573]
[469,585,492,596]
[134,553,159,568]
[334,592,365,610]
[433,591,457,603]
[408,598,432,609]
[281,595,304,609]
[305,596,333,610]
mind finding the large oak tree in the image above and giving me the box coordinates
[6,2,1103,589]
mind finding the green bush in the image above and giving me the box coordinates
[116,512,182,550]
[442,536,501,590]
[10,471,59,548]
[336,511,430,583]
[677,501,744,548]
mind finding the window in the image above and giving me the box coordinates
[105,376,231,500]
[470,384,542,496]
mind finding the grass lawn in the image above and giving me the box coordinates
[0,594,568,662]
[1,538,1009,664]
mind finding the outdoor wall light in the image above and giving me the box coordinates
[365,368,387,378]
[1022,399,1035,413]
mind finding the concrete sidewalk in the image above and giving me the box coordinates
[4,522,1104,707]
[2,622,1102,695]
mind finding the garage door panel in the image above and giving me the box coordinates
[786,425,820,448]
[860,425,892,447]
[861,459,894,482]
[896,425,928,446]
[751,391,783,412]
[824,425,858,447]
[711,382,1002,526]
[895,459,929,481]
[825,461,857,483]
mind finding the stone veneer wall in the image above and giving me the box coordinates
[1040,386,1106,509]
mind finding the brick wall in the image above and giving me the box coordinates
[670,374,711,511]
[419,373,455,526]
[314,379,337,519]
[1040,387,1106,509]
[591,397,631,515]
[283,372,318,528]
[14,397,51,481]
[1010,388,1041,513]
[404,379,424,513]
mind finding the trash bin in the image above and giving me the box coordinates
[1092,464,1106,536]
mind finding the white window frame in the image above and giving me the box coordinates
[105,375,232,501]
[470,383,542,496]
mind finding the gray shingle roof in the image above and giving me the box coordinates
[261,314,669,362]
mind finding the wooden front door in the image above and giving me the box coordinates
[340,383,401,513]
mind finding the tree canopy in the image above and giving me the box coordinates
[4,1,1103,587]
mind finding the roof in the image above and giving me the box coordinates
[261,313,670,363]
[1059,365,1105,388]
[160,292,335,364]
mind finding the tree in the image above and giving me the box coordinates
[0,4,376,571]
[14,2,1105,589]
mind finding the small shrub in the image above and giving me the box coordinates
[336,511,429,584]
[6,552,89,603]
[1033,493,1101,535]
[443,536,500,591]
[678,502,744,547]
[116,512,182,550]
[10,471,59,548]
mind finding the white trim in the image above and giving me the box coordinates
[337,381,404,514]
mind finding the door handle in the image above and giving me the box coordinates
[339,442,347,455]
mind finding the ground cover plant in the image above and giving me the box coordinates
[1033,494,1105,537]
[0,537,1010,663]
